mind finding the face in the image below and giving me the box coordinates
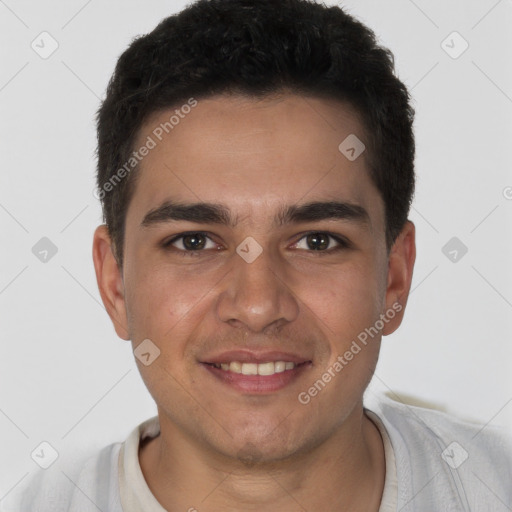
[94,93,415,464]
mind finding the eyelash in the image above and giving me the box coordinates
[161,231,351,257]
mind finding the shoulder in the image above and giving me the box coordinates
[369,392,509,445]
[3,442,122,512]
[365,393,512,511]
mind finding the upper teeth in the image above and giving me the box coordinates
[214,361,296,375]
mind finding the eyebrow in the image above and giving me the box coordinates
[141,200,371,229]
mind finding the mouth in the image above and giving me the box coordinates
[200,351,312,394]
[206,360,306,376]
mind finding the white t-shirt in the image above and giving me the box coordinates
[4,393,511,511]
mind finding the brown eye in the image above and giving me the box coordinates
[306,233,330,251]
[181,233,206,250]
[293,232,349,253]
[164,232,217,252]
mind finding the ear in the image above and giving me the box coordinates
[92,225,130,340]
[382,220,416,336]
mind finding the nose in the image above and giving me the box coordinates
[215,243,300,334]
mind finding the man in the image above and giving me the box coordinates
[12,0,511,510]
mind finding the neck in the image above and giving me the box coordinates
[139,405,385,512]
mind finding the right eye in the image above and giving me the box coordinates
[162,232,220,254]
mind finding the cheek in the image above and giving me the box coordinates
[295,261,383,414]
[123,259,218,347]
[303,257,384,342]
[122,263,213,411]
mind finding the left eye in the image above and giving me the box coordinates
[293,232,347,252]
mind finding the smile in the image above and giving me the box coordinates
[208,361,300,376]
[202,358,312,393]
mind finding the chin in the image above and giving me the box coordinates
[214,421,315,467]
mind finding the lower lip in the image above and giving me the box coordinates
[201,363,311,394]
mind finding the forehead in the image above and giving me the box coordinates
[126,93,384,230]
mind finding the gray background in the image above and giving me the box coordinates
[1,0,511,503]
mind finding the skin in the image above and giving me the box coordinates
[93,93,416,511]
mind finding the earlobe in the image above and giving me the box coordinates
[92,225,130,340]
[382,220,416,336]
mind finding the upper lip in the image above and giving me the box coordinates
[201,350,311,365]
